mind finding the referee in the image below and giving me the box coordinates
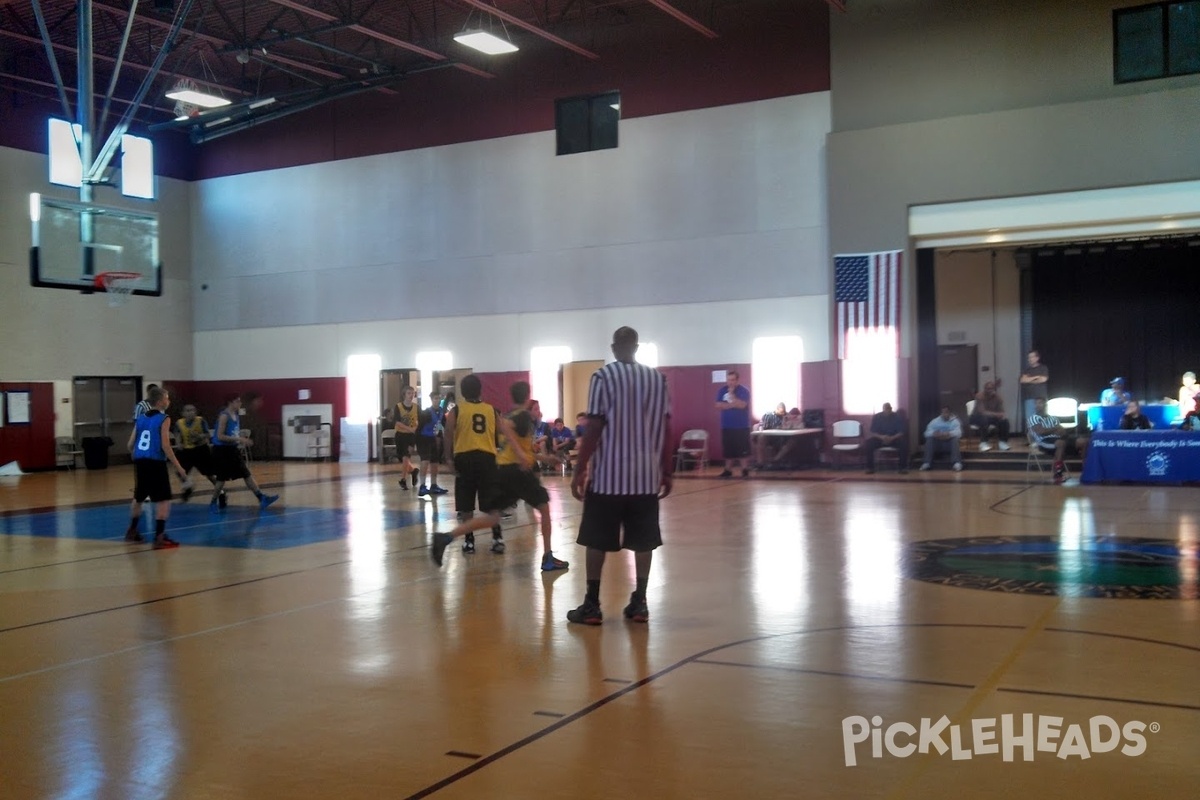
[568,326,673,625]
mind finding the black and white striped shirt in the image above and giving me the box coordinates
[586,360,670,495]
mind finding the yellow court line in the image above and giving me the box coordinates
[885,598,1062,800]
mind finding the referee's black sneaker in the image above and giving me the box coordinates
[623,593,649,623]
[566,599,603,625]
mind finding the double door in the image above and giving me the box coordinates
[73,376,142,464]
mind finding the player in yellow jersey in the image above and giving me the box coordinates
[431,380,569,570]
[175,404,215,502]
[392,385,421,489]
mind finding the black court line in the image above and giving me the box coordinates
[692,659,976,690]
[987,484,1033,514]
[402,621,1200,799]
[444,751,481,760]
[996,686,1200,713]
[532,711,565,718]
[602,677,632,684]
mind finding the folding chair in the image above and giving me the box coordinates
[675,429,709,472]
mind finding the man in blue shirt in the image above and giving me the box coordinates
[715,370,751,477]
[920,406,963,472]
[1101,377,1131,406]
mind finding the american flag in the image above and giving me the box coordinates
[834,250,902,359]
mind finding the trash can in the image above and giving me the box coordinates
[82,437,114,470]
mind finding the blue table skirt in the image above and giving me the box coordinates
[1081,430,1200,484]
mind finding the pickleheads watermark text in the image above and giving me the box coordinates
[842,714,1157,767]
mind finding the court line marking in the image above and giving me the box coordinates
[401,620,1198,799]
[883,600,1061,800]
[692,658,1200,712]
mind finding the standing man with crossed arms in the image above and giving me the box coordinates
[568,326,673,625]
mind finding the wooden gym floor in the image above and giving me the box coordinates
[0,461,1197,799]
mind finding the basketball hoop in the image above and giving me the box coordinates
[94,271,142,307]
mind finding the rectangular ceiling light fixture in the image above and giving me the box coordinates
[453,30,518,55]
[164,88,231,108]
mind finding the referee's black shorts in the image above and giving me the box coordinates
[576,491,661,552]
[133,459,173,503]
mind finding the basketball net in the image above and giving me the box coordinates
[97,272,141,307]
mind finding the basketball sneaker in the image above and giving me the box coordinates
[541,553,569,571]
[153,534,180,550]
[623,593,649,623]
[125,530,145,543]
[430,532,452,566]
[566,599,603,625]
[259,494,279,510]
[491,529,505,554]
[218,490,228,509]
[462,532,476,554]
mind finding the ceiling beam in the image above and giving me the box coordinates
[0,27,246,98]
[455,0,600,60]
[264,0,443,60]
[641,0,717,38]
[91,2,345,80]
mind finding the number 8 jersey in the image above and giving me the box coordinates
[453,399,497,456]
[133,410,167,461]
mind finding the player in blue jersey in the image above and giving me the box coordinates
[209,394,279,511]
[416,391,449,496]
[125,387,189,549]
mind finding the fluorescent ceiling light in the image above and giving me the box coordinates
[453,30,518,55]
[164,88,231,108]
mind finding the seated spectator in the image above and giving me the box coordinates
[752,403,789,467]
[760,403,787,431]
[1180,394,1200,431]
[969,382,1010,451]
[549,418,576,470]
[1120,400,1153,430]
[781,407,804,430]
[574,412,588,440]
[864,402,909,474]
[921,407,963,472]
[1101,377,1131,406]
[1179,372,1199,407]
[1028,397,1089,484]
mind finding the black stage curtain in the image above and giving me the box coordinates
[1030,243,1200,405]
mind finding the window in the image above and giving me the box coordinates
[347,354,382,423]
[635,342,659,368]
[48,118,83,188]
[1114,2,1200,83]
[530,346,571,421]
[415,351,452,410]
[120,134,155,200]
[555,91,619,156]
[841,328,898,415]
[751,336,803,419]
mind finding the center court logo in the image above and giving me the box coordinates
[841,714,1156,767]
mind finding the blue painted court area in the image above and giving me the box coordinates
[0,503,454,550]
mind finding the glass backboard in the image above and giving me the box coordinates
[29,194,161,296]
